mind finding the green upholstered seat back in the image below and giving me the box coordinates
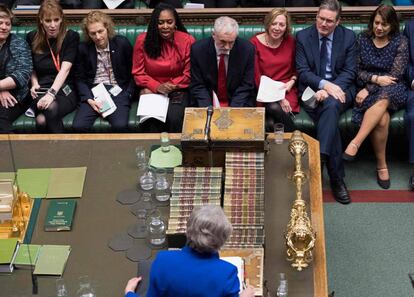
[12,23,384,46]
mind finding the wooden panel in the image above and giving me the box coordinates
[181,107,265,142]
[12,7,414,26]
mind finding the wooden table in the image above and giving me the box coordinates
[0,133,326,297]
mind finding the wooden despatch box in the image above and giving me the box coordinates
[181,107,265,166]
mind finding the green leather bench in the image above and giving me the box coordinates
[10,23,407,138]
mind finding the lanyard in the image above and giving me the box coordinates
[46,38,60,72]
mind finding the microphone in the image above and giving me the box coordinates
[204,105,214,142]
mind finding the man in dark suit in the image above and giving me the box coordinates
[296,0,356,204]
[190,16,255,107]
[404,20,414,190]
[73,11,134,132]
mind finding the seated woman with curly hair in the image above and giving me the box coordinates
[132,3,195,133]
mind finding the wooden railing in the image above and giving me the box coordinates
[12,6,414,26]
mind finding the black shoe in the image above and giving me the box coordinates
[376,168,390,189]
[330,179,351,204]
[342,142,359,162]
[410,175,414,191]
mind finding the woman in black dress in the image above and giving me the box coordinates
[342,5,408,188]
[27,0,79,132]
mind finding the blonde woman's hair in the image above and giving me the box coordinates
[82,10,115,43]
[0,4,13,20]
[32,0,67,54]
[263,8,292,38]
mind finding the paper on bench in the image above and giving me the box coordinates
[256,75,286,103]
[137,94,169,123]
[103,0,125,9]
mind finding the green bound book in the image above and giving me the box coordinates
[44,199,76,231]
[13,244,41,269]
[33,245,71,276]
[0,238,19,273]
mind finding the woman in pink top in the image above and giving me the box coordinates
[250,8,298,132]
[132,3,195,132]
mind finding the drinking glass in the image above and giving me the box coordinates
[139,166,155,191]
[135,146,147,169]
[155,169,170,202]
[76,275,96,297]
[274,123,284,144]
[147,209,166,247]
[160,132,170,152]
[56,278,68,297]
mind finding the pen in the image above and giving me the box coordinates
[242,281,247,290]
[289,111,296,119]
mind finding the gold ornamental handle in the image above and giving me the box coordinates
[285,131,316,271]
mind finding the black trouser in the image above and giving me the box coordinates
[138,91,189,133]
[32,88,78,133]
[73,89,131,133]
[0,97,31,133]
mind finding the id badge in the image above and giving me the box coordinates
[62,85,72,96]
[109,85,122,97]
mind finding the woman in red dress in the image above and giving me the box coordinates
[250,8,298,132]
[132,3,195,133]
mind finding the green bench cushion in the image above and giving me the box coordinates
[10,23,408,137]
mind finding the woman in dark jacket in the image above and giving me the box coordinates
[73,11,134,132]
[0,4,33,133]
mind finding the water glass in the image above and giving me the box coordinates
[160,132,170,152]
[56,278,68,297]
[135,146,147,169]
[147,209,166,247]
[76,275,96,297]
[139,166,155,191]
[276,273,288,297]
[155,169,170,202]
[274,123,284,144]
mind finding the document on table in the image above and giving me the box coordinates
[256,75,286,103]
[103,0,125,9]
[91,83,117,118]
[137,94,169,123]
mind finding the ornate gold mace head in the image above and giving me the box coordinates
[285,131,316,271]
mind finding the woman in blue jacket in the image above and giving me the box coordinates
[124,205,255,297]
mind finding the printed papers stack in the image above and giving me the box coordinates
[92,83,117,118]
[223,152,265,248]
[167,167,222,234]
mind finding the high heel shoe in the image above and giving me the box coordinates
[376,168,390,189]
[342,142,359,162]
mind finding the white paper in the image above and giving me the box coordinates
[24,108,35,118]
[103,0,125,9]
[301,86,317,108]
[256,75,286,103]
[91,83,117,118]
[221,256,244,292]
[212,91,221,108]
[184,3,205,8]
[137,94,169,124]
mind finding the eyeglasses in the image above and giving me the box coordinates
[316,15,336,26]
